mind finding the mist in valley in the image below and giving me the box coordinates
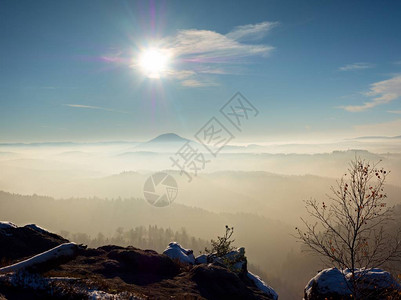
[1,136,401,299]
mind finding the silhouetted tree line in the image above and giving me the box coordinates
[59,225,210,254]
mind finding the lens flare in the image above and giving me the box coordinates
[138,48,170,78]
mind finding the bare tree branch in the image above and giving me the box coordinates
[295,158,401,299]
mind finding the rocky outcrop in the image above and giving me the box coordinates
[304,267,401,300]
[0,224,278,299]
[104,245,181,284]
[164,243,278,300]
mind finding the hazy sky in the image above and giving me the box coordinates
[1,0,400,142]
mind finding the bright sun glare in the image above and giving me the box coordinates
[138,48,170,79]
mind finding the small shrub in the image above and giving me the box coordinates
[205,225,235,257]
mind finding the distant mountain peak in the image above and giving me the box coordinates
[147,133,190,144]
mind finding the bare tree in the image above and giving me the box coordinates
[296,158,401,298]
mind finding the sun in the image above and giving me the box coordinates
[138,48,170,79]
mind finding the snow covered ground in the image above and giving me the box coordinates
[0,272,141,299]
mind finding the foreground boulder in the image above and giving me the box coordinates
[172,243,278,300]
[189,264,273,300]
[0,222,68,264]
[104,245,181,284]
[304,267,401,300]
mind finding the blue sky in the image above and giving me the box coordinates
[1,0,400,143]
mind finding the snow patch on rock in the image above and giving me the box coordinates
[25,224,51,234]
[305,267,349,297]
[163,242,195,265]
[195,254,208,264]
[247,271,278,300]
[0,243,78,274]
[0,221,17,229]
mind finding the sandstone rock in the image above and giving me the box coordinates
[304,267,401,300]
[162,242,195,265]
